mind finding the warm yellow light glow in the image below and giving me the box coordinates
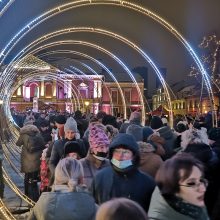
[0,100,3,105]
[17,87,21,96]
[41,81,44,96]
[85,101,90,106]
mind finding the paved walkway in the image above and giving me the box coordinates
[2,147,31,219]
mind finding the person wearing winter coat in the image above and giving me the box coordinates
[148,153,209,220]
[80,123,110,188]
[150,116,177,159]
[49,117,87,186]
[119,111,142,133]
[16,124,45,201]
[138,142,163,178]
[28,157,97,220]
[91,133,155,212]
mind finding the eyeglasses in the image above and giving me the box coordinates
[179,178,208,188]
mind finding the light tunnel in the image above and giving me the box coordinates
[0,1,217,219]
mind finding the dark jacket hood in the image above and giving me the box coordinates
[109,133,140,166]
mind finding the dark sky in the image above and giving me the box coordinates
[0,0,220,95]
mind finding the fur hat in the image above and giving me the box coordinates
[64,141,81,157]
[126,124,143,142]
[150,116,163,130]
[181,127,209,150]
[64,117,78,133]
[55,115,66,124]
[89,123,110,149]
[142,126,154,142]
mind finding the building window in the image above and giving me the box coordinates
[45,83,52,98]
[124,89,131,103]
[113,107,119,116]
[189,100,192,108]
[176,103,178,109]
[111,90,118,104]
[183,102,185,109]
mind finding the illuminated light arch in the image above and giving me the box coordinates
[8,26,171,124]
[0,1,215,124]
[5,40,132,121]
[22,40,145,121]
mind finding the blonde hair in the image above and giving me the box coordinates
[54,157,84,191]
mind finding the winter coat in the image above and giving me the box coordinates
[138,142,163,178]
[80,153,110,189]
[148,187,209,220]
[48,138,86,184]
[156,126,177,159]
[91,166,155,212]
[16,125,45,173]
[28,187,96,220]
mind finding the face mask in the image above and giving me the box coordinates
[111,158,133,169]
[93,152,108,161]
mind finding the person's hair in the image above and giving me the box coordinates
[155,153,204,195]
[96,198,148,220]
[54,157,84,191]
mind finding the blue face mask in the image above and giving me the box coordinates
[111,158,133,169]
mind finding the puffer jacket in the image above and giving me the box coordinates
[28,187,96,220]
[16,125,45,173]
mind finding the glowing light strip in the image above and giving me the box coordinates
[0,0,15,17]
[23,40,136,120]
[0,0,214,125]
[20,26,170,124]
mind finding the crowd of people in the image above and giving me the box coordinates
[12,109,220,220]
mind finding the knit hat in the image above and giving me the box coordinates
[142,126,154,142]
[138,141,155,153]
[150,116,163,130]
[126,124,143,142]
[129,111,141,123]
[55,115,66,124]
[208,127,220,141]
[89,123,110,149]
[64,117,78,132]
[64,141,81,157]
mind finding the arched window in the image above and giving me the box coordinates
[29,83,39,98]
[45,83,53,98]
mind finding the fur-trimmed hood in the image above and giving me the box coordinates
[181,127,209,150]
[138,141,155,153]
[20,125,40,136]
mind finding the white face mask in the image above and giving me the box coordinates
[93,154,105,161]
[111,158,133,169]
